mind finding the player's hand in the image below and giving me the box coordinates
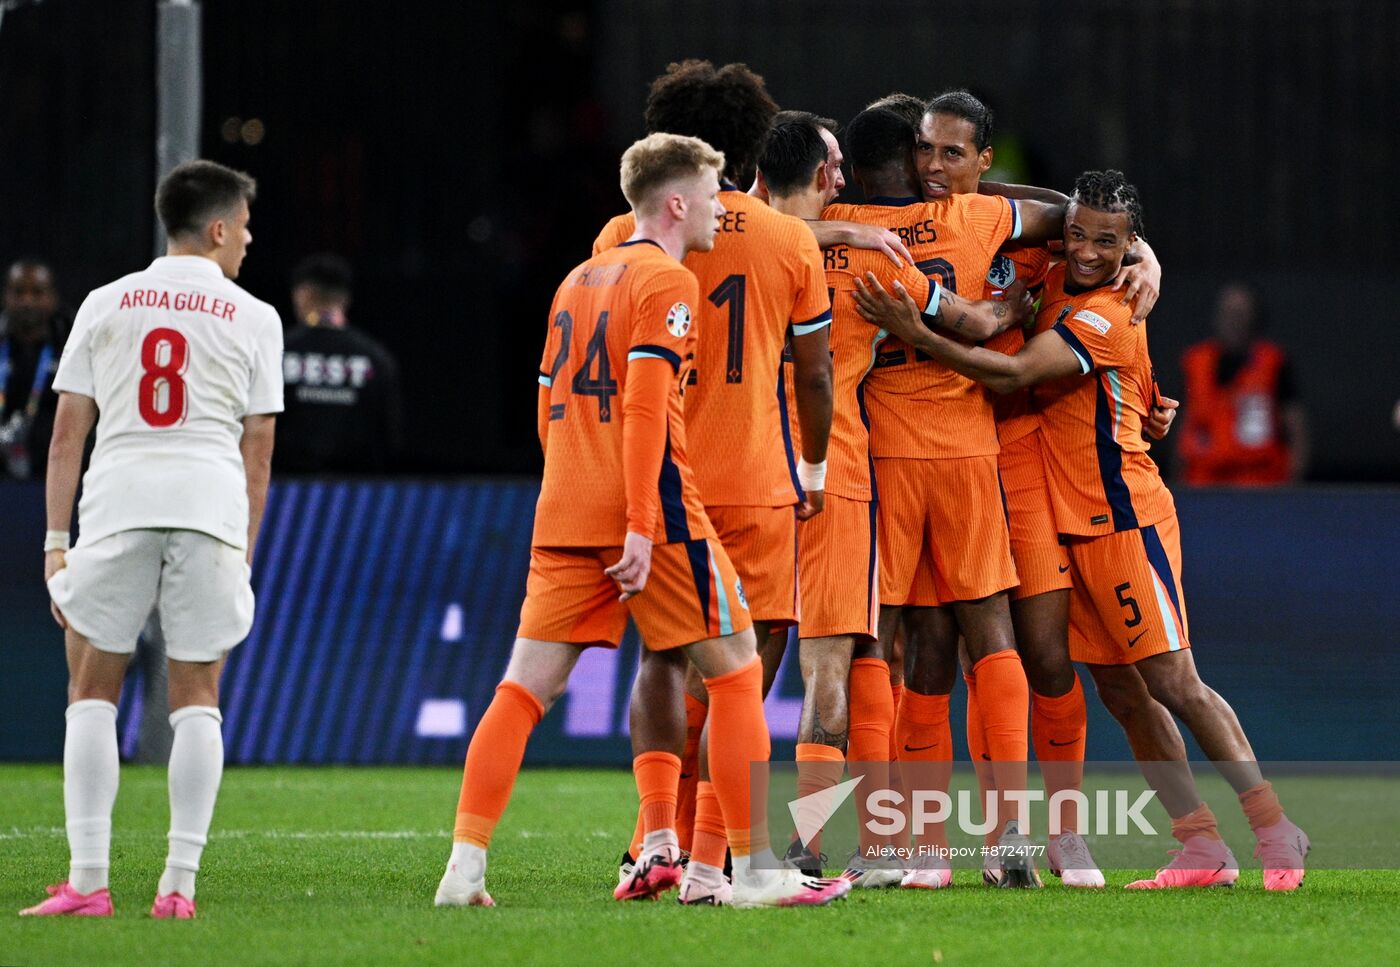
[1001,279,1035,331]
[852,272,924,344]
[847,224,913,267]
[1145,395,1179,440]
[795,489,825,521]
[44,549,68,630]
[605,531,654,601]
[1113,260,1161,324]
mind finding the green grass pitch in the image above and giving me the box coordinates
[2,765,1398,965]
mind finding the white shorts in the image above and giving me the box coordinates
[48,529,254,662]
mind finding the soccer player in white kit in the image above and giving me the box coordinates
[20,161,283,920]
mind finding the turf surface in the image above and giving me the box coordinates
[2,765,1397,965]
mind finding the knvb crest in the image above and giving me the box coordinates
[987,255,1016,290]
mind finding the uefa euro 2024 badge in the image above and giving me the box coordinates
[666,302,692,338]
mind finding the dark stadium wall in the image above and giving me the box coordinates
[2,480,1397,764]
[2,1,1396,479]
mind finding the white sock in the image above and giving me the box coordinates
[159,706,224,899]
[641,827,679,855]
[684,860,725,886]
[731,848,780,886]
[64,700,120,895]
[447,841,487,883]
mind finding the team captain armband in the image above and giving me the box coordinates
[627,344,683,372]
[918,282,944,326]
[791,309,833,337]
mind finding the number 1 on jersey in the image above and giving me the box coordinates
[138,327,190,427]
[709,274,746,383]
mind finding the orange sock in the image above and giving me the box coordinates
[691,780,728,869]
[971,650,1030,833]
[628,809,645,860]
[897,690,952,850]
[1239,781,1283,831]
[848,659,894,762]
[675,694,708,853]
[703,658,771,857]
[964,674,998,847]
[633,750,681,847]
[1171,801,1222,842]
[887,682,905,762]
[794,743,845,855]
[1032,676,1087,835]
[453,681,544,847]
[848,659,894,857]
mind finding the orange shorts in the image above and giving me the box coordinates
[998,429,1072,601]
[1066,514,1191,665]
[797,493,879,640]
[707,504,799,627]
[874,455,1018,606]
[517,539,753,651]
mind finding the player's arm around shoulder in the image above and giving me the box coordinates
[593,214,635,256]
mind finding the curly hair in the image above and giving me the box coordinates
[644,59,778,186]
[1071,169,1146,236]
[924,89,994,150]
[864,92,925,130]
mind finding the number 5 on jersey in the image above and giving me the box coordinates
[139,327,190,427]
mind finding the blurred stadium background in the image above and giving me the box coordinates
[0,0,1396,768]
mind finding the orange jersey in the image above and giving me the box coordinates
[822,243,932,500]
[982,246,1055,445]
[533,240,714,547]
[824,194,1020,458]
[595,189,831,507]
[1033,263,1175,537]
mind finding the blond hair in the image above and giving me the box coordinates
[620,133,725,215]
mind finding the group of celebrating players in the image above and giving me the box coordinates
[21,57,1311,922]
[436,60,1311,909]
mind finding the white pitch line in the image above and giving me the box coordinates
[0,826,450,841]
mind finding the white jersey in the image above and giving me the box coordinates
[53,255,284,549]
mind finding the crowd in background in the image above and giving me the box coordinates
[2,255,1318,488]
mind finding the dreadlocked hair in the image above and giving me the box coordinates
[1071,169,1146,236]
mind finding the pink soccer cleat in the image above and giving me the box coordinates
[151,892,196,919]
[1254,816,1310,892]
[18,882,114,917]
[677,864,732,906]
[613,842,684,901]
[1126,836,1239,889]
[731,868,851,908]
[1048,832,1106,888]
[900,862,953,890]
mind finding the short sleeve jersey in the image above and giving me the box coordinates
[821,243,933,500]
[824,193,1020,459]
[595,189,831,507]
[1033,263,1175,537]
[982,246,1055,444]
[52,255,284,549]
[533,241,714,548]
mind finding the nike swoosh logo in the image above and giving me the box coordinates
[1127,631,1147,647]
[904,742,939,752]
[980,753,991,761]
[1047,738,1076,747]
[1058,564,1070,573]
[679,773,693,780]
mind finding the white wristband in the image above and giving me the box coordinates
[797,458,827,493]
[44,530,71,552]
